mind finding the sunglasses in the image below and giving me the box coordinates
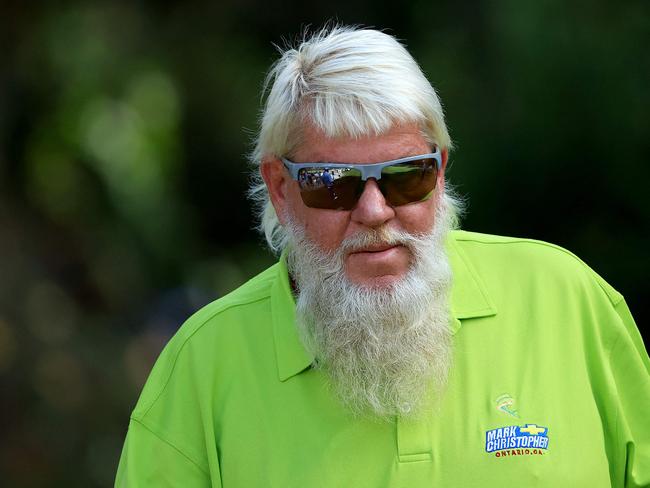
[281,149,442,210]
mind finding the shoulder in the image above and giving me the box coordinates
[171,262,278,343]
[449,230,623,307]
[131,262,280,419]
[448,230,637,356]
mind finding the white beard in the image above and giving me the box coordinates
[285,192,458,419]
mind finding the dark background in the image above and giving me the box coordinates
[1,1,648,486]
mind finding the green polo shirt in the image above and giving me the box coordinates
[116,231,649,487]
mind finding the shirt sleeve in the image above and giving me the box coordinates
[115,418,218,488]
[609,298,650,488]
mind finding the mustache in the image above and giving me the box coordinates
[339,226,422,255]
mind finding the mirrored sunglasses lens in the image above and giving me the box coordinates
[380,158,438,206]
[297,167,362,210]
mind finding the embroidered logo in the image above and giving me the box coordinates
[485,424,549,458]
[495,393,519,418]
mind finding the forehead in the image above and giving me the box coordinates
[292,123,430,163]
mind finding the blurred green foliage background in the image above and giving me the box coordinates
[1,1,648,486]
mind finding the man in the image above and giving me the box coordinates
[116,26,649,487]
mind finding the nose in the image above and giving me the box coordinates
[350,179,395,227]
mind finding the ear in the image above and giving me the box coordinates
[437,149,449,192]
[441,148,449,173]
[260,156,291,226]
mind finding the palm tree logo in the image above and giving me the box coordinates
[495,393,520,418]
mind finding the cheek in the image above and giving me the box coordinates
[285,187,350,252]
[396,198,437,234]
[302,211,349,252]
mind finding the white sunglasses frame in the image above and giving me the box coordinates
[280,148,442,181]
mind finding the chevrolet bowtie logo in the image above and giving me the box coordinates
[520,424,545,436]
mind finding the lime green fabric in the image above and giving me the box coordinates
[116,231,650,487]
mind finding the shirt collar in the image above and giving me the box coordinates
[447,233,498,324]
[271,232,497,382]
[271,250,314,382]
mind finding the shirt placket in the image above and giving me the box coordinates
[397,415,433,463]
[396,415,434,484]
